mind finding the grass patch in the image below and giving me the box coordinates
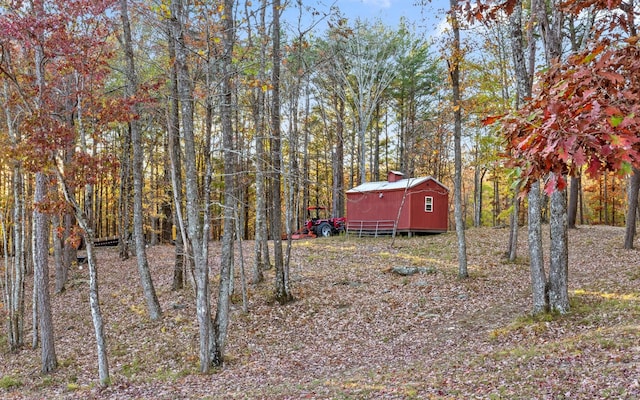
[0,334,7,353]
[150,366,195,382]
[121,357,142,379]
[571,289,640,325]
[35,375,56,389]
[0,375,22,390]
[489,311,558,340]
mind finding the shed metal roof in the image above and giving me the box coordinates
[346,176,448,193]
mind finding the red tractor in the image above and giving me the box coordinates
[290,206,346,239]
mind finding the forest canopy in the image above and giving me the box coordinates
[1,0,639,389]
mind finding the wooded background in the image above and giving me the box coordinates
[1,0,639,385]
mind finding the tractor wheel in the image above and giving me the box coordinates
[318,222,332,237]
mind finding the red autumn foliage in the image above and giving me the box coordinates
[503,39,640,194]
[474,0,640,194]
[0,0,130,189]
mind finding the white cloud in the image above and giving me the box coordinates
[350,0,392,9]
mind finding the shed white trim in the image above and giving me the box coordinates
[346,176,448,194]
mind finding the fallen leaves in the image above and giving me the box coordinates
[1,225,639,398]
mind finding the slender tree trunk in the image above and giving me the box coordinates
[623,4,639,248]
[54,162,110,385]
[3,78,26,351]
[549,183,569,313]
[235,209,248,313]
[449,0,468,278]
[203,64,218,367]
[53,214,66,294]
[33,172,57,373]
[120,0,162,320]
[272,0,293,303]
[528,181,548,312]
[624,169,640,249]
[604,173,609,225]
[59,150,76,289]
[118,125,131,261]
[62,209,76,274]
[166,17,186,290]
[333,97,345,218]
[251,0,269,284]
[508,193,520,262]
[32,8,57,371]
[473,163,484,228]
[212,0,235,365]
[493,175,499,226]
[567,175,580,229]
[85,232,110,385]
[537,0,569,314]
[170,0,214,372]
[506,0,532,262]
[9,165,25,351]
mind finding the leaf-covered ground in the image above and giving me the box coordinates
[1,225,640,399]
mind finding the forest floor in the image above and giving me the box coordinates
[1,225,640,399]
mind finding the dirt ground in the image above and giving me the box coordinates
[1,225,639,399]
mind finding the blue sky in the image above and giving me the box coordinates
[284,0,450,37]
[338,0,448,27]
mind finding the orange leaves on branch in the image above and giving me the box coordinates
[482,114,505,126]
[497,39,640,194]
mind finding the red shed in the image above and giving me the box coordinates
[346,171,449,235]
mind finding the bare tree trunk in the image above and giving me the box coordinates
[537,0,569,314]
[333,97,345,218]
[85,232,110,385]
[53,158,111,386]
[118,125,131,261]
[567,175,580,229]
[8,165,25,351]
[528,181,548,312]
[62,210,76,275]
[506,0,532,262]
[272,0,293,304]
[120,0,162,320]
[473,164,484,228]
[492,176,499,226]
[250,0,269,284]
[212,0,235,365]
[33,172,57,373]
[170,0,214,372]
[203,63,219,367]
[32,11,57,371]
[549,183,569,313]
[3,79,26,351]
[622,3,639,248]
[624,169,640,249]
[507,196,520,262]
[53,214,66,294]
[604,173,609,225]
[449,0,468,278]
[166,16,186,290]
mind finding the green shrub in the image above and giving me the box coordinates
[0,375,22,390]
